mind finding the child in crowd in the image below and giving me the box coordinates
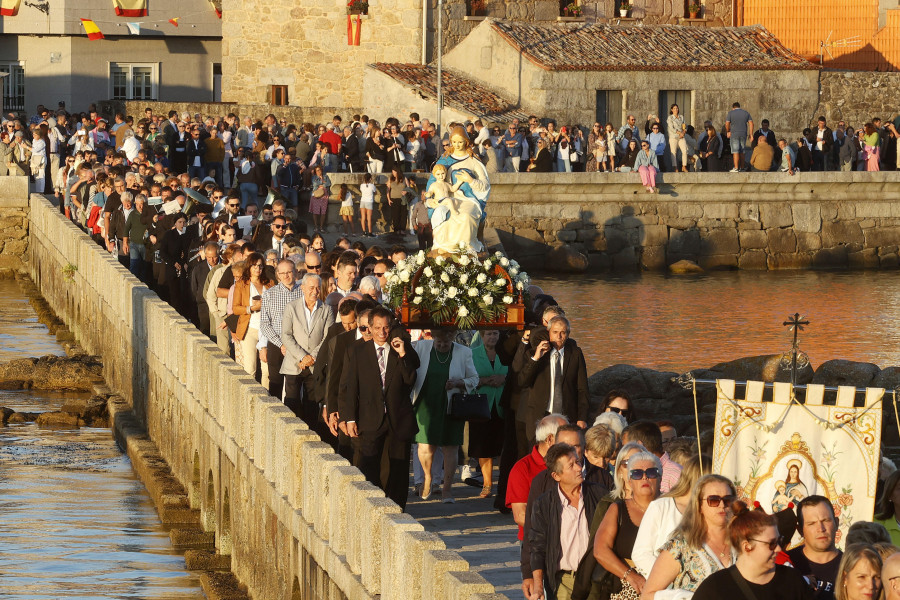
[338,183,356,236]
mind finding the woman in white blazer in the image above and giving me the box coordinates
[411,330,479,502]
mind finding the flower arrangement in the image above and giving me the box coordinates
[347,0,368,14]
[562,2,583,17]
[384,245,530,330]
[687,1,701,15]
[620,0,632,10]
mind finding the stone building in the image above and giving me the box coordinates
[366,19,821,135]
[0,0,221,112]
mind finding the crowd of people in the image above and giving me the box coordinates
[6,101,900,600]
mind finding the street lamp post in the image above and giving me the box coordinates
[436,0,443,137]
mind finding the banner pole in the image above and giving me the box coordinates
[693,378,703,472]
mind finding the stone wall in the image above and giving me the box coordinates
[25,194,500,600]
[0,177,30,274]
[325,171,900,272]
[814,70,900,130]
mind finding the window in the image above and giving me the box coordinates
[270,85,288,106]
[658,90,692,127]
[595,90,623,126]
[0,63,25,112]
[109,63,157,100]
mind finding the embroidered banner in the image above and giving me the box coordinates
[112,0,148,17]
[712,379,883,549]
[0,0,22,16]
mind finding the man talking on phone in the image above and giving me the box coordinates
[340,306,419,509]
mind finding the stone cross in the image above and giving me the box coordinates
[783,313,810,386]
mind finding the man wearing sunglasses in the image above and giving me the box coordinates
[787,495,841,600]
[622,420,682,494]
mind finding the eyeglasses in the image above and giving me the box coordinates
[748,536,783,551]
[703,494,737,507]
[227,203,240,208]
[272,224,284,229]
[358,325,369,332]
[629,468,661,480]
[373,271,386,277]
[606,406,626,415]
[307,264,321,270]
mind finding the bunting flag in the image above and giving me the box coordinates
[347,14,361,46]
[126,22,142,35]
[168,17,179,26]
[80,18,105,40]
[112,0,148,17]
[0,0,21,16]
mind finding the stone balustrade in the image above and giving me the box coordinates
[24,192,498,600]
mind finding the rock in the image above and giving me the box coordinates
[7,411,38,423]
[692,354,813,385]
[668,259,704,274]
[35,411,82,428]
[587,364,683,421]
[60,395,109,426]
[874,367,900,392]
[0,406,12,424]
[545,243,588,273]
[0,355,103,391]
[811,359,881,388]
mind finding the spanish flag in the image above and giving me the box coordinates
[168,17,179,26]
[0,0,21,16]
[80,18,104,40]
[347,14,361,46]
[112,0,147,17]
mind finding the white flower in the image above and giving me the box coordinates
[415,286,424,295]
[500,257,509,267]
[495,251,503,258]
[447,286,458,298]
[441,272,451,283]
[508,267,519,277]
[503,295,514,304]
[483,295,493,305]
[510,260,520,268]
[416,251,426,264]
[458,306,469,317]
[435,256,445,265]
[484,261,493,271]
[468,288,478,297]
[516,281,524,290]
[423,266,434,277]
[430,287,439,295]
[400,270,410,283]
[459,255,470,266]
[476,273,487,284]
[495,278,506,287]
[459,273,469,284]
[413,297,422,305]
[389,274,400,284]
[397,259,408,271]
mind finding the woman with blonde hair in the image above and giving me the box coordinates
[834,544,882,600]
[640,474,737,600]
[632,454,711,576]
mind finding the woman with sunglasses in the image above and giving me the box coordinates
[641,474,737,600]
[598,390,634,423]
[691,501,811,600]
[594,451,662,596]
[633,455,710,578]
[634,139,660,194]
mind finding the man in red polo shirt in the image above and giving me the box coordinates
[506,413,569,541]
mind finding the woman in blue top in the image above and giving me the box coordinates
[634,140,660,193]
[468,330,509,498]
[647,122,667,172]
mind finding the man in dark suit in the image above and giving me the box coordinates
[518,316,589,446]
[340,306,419,509]
[162,110,180,166]
[186,125,208,181]
[189,242,219,337]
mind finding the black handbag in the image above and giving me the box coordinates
[447,392,490,422]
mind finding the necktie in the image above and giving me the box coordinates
[551,351,563,414]
[276,240,282,259]
[377,346,386,389]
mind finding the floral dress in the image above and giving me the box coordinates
[659,532,735,593]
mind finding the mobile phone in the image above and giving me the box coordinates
[252,295,261,301]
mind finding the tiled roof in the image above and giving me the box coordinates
[490,20,820,71]
[368,63,529,122]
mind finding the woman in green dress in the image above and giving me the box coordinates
[411,329,479,503]
[469,330,508,499]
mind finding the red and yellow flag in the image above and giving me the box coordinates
[168,17,179,26]
[80,18,104,40]
[112,0,147,17]
[0,0,22,16]
[347,14,361,46]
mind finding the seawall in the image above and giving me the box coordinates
[23,190,504,600]
[325,171,900,272]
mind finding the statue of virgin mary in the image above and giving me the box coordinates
[424,125,491,253]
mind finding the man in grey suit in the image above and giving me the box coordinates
[280,273,335,435]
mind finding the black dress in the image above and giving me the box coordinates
[693,564,814,600]
[159,227,189,317]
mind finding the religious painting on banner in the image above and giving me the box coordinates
[712,379,883,549]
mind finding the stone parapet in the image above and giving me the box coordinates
[324,171,900,272]
[24,193,496,599]
[0,177,30,274]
